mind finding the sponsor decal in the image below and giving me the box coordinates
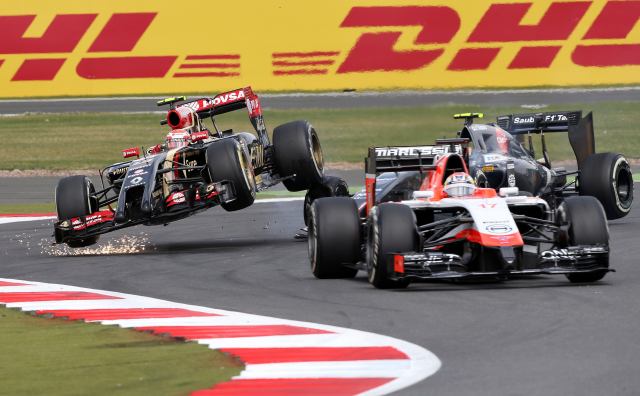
[483,154,506,163]
[508,173,516,187]
[110,166,128,177]
[2,1,640,97]
[375,145,457,157]
[485,224,513,234]
[129,176,144,185]
[514,116,535,124]
[544,114,568,122]
[213,90,245,106]
[128,168,147,177]
[250,143,265,168]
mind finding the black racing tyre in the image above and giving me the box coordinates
[308,197,359,279]
[206,138,256,212]
[303,176,350,226]
[273,120,324,192]
[558,196,610,283]
[55,175,99,247]
[578,152,633,219]
[366,203,417,289]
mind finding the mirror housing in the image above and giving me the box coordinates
[413,190,434,199]
[122,147,140,159]
[499,187,519,197]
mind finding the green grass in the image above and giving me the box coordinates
[0,307,242,395]
[0,102,638,170]
[0,202,56,214]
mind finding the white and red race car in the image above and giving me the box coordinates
[309,142,611,288]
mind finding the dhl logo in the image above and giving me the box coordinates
[273,1,640,75]
[0,13,240,81]
[0,1,639,95]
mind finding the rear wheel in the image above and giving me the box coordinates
[579,152,633,219]
[304,176,350,226]
[55,175,99,247]
[558,196,610,283]
[206,138,256,212]
[309,197,359,279]
[273,120,324,192]
[366,203,417,289]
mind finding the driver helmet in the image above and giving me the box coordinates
[443,172,476,197]
[165,129,191,149]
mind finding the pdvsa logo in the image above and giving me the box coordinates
[0,13,240,81]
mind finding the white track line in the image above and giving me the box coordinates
[2,86,640,104]
[0,198,302,225]
[0,278,440,395]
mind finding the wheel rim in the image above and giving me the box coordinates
[237,144,256,195]
[309,207,318,271]
[615,165,633,209]
[309,129,324,176]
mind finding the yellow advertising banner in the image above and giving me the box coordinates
[0,0,639,97]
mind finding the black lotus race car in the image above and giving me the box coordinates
[54,87,326,247]
[351,111,633,220]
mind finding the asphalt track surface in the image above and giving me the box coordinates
[0,87,639,114]
[1,188,639,395]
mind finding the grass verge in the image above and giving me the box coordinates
[1,101,638,170]
[0,306,242,395]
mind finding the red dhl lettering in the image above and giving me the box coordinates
[0,1,639,91]
[338,1,640,72]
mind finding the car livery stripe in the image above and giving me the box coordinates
[0,278,440,395]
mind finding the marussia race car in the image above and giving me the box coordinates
[54,87,326,247]
[308,141,612,289]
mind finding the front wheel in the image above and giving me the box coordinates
[579,152,633,219]
[273,120,324,192]
[55,175,99,248]
[206,138,256,212]
[309,197,360,279]
[558,196,610,283]
[366,203,417,289]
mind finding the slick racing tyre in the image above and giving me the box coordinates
[309,197,359,279]
[207,138,256,211]
[273,120,324,192]
[558,196,609,283]
[303,176,350,226]
[366,203,417,289]
[578,152,633,219]
[55,175,99,247]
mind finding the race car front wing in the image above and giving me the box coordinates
[390,245,611,281]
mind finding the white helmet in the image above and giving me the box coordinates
[166,129,191,149]
[444,172,476,197]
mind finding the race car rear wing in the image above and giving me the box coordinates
[496,110,595,169]
[496,111,582,134]
[158,87,269,146]
[363,143,464,214]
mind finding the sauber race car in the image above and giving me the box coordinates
[309,142,612,289]
[461,111,633,219]
[54,87,326,247]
